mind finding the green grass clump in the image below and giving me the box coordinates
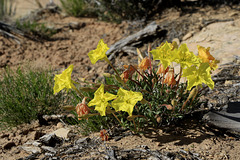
[60,0,98,18]
[0,67,68,129]
[60,0,86,17]
[15,20,57,40]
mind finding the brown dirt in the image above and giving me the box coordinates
[0,3,240,160]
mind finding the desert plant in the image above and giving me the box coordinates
[53,39,219,133]
[0,67,69,129]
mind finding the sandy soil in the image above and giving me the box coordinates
[0,3,240,160]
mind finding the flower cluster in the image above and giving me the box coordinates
[151,42,218,90]
[53,39,219,131]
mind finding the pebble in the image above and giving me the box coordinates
[39,133,62,147]
[182,31,194,41]
[52,128,70,139]
[75,137,90,144]
[21,146,41,154]
[41,146,57,154]
[147,156,160,160]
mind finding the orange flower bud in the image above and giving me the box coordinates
[100,129,109,141]
[139,57,151,71]
[121,65,136,82]
[76,97,90,120]
[164,68,176,86]
[157,64,169,75]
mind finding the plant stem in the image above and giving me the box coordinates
[105,59,121,78]
[105,58,130,89]
[129,78,142,88]
[176,66,182,89]
[131,65,152,87]
[133,119,137,132]
[148,43,153,75]
[73,86,84,99]
[112,112,125,128]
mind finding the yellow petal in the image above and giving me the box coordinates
[112,88,143,116]
[88,39,109,64]
[88,84,117,116]
[53,64,74,94]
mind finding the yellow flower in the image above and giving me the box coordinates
[88,84,117,116]
[182,63,214,90]
[53,64,77,94]
[88,39,109,64]
[173,43,201,69]
[209,59,220,71]
[150,41,174,70]
[197,45,219,70]
[111,88,143,116]
[197,45,214,62]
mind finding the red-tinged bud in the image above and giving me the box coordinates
[76,97,90,120]
[164,68,176,86]
[139,57,151,71]
[157,64,169,75]
[121,65,136,82]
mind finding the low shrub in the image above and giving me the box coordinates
[0,67,68,129]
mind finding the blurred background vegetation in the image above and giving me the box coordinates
[1,0,240,22]
[0,0,16,20]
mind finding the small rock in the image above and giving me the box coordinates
[3,141,16,150]
[41,146,57,154]
[75,137,90,144]
[52,128,70,139]
[25,140,42,147]
[32,141,42,147]
[21,146,41,154]
[224,80,233,86]
[182,31,193,41]
[39,133,62,147]
[147,156,160,160]
[68,22,86,30]
[56,122,64,128]
[45,152,55,156]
